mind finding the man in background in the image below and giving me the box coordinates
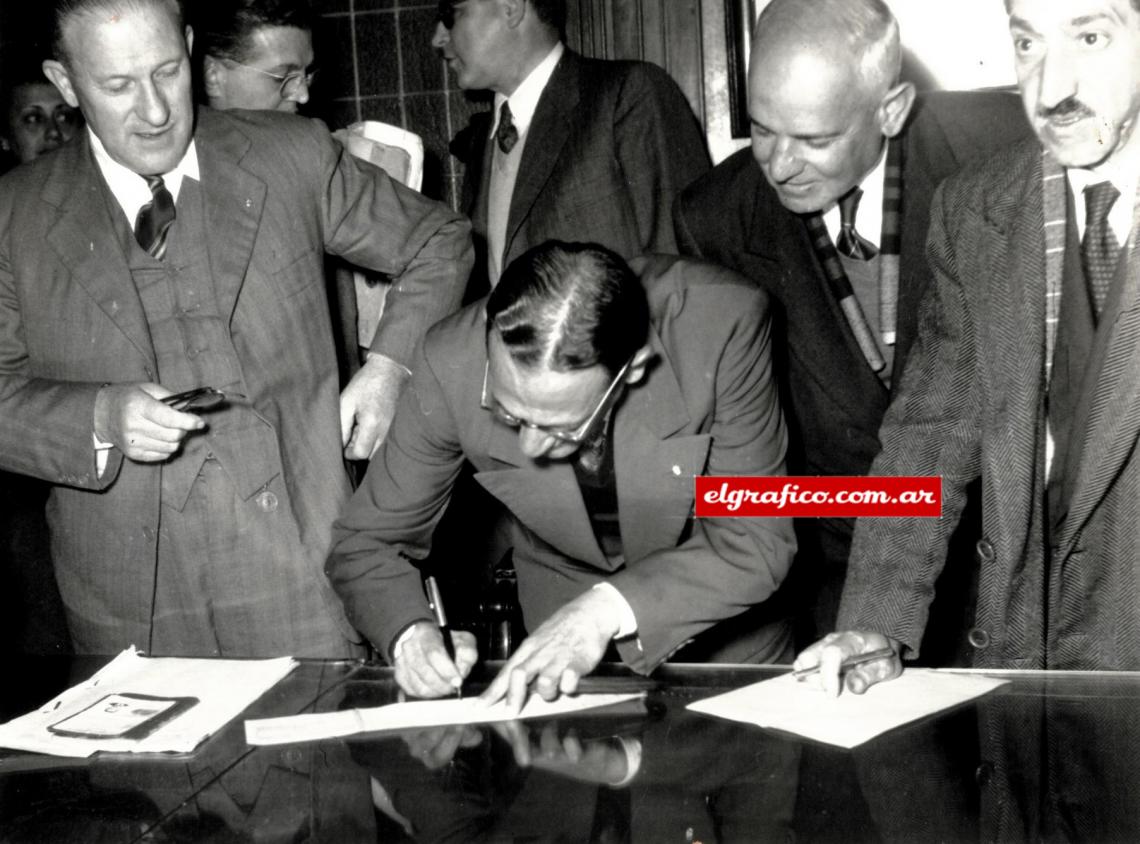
[0,0,471,657]
[802,0,1140,693]
[435,0,709,292]
[676,0,1030,654]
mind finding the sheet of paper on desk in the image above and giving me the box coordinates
[245,692,646,746]
[687,669,1007,749]
[0,647,296,758]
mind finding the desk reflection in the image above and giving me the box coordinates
[3,662,1140,842]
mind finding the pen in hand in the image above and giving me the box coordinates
[425,575,462,698]
[791,646,897,680]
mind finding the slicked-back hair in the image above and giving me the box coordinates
[436,0,565,36]
[486,241,649,377]
[51,0,184,64]
[196,0,314,62]
[755,0,900,90]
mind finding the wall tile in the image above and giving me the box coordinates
[404,92,453,201]
[354,12,401,96]
[400,6,447,94]
[313,14,357,100]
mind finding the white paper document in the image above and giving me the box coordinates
[687,669,1007,748]
[245,692,646,746]
[0,647,296,758]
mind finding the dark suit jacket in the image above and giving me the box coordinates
[0,108,472,651]
[452,49,710,291]
[675,91,1029,482]
[328,256,795,672]
[839,137,1140,670]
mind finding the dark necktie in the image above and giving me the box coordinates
[134,175,176,260]
[495,102,518,154]
[835,187,878,260]
[1081,180,1121,315]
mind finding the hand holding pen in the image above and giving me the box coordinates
[390,578,478,700]
[792,632,902,697]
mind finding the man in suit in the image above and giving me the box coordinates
[434,0,709,291]
[328,242,794,709]
[798,0,1140,694]
[0,0,472,657]
[675,0,1030,650]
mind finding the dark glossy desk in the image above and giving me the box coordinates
[2,659,1139,842]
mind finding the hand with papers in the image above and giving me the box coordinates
[480,587,622,713]
[794,631,903,697]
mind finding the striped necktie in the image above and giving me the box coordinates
[134,175,176,260]
[836,187,878,260]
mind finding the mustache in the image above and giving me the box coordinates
[1038,96,1095,120]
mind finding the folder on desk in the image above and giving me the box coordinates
[0,647,296,758]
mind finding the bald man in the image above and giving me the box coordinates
[675,0,1030,649]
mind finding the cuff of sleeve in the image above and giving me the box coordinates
[93,433,114,478]
[365,351,412,379]
[593,581,638,639]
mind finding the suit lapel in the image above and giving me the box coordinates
[1059,187,1140,553]
[43,136,156,366]
[503,52,579,262]
[614,338,710,561]
[193,110,267,322]
[475,422,607,568]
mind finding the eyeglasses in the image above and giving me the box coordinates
[224,59,317,99]
[480,358,633,445]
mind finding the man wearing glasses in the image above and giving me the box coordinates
[196,0,316,114]
[329,241,795,709]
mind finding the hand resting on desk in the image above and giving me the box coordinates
[794,631,903,697]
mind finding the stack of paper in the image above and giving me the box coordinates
[687,669,1007,748]
[0,647,297,757]
[246,692,646,746]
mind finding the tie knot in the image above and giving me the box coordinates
[144,174,166,195]
[495,102,518,154]
[1084,180,1119,226]
[839,187,863,227]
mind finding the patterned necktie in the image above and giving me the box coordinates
[1081,180,1121,315]
[835,187,878,260]
[803,211,885,373]
[134,175,176,260]
[495,102,518,154]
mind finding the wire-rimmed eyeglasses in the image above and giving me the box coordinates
[480,357,633,445]
[224,59,317,99]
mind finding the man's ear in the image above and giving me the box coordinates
[202,55,227,102]
[624,344,654,386]
[878,80,916,139]
[42,60,79,109]
[503,0,526,29]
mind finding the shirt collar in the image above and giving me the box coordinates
[821,143,887,248]
[88,126,200,225]
[1066,164,1137,246]
[492,42,564,140]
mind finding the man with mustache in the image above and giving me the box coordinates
[800,0,1140,693]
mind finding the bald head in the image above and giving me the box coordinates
[752,0,900,95]
[746,0,913,214]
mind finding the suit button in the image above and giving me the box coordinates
[976,538,995,563]
[142,526,154,540]
[975,761,993,787]
[255,490,278,512]
[967,627,991,649]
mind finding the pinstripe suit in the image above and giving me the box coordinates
[838,137,1140,670]
[0,108,472,655]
